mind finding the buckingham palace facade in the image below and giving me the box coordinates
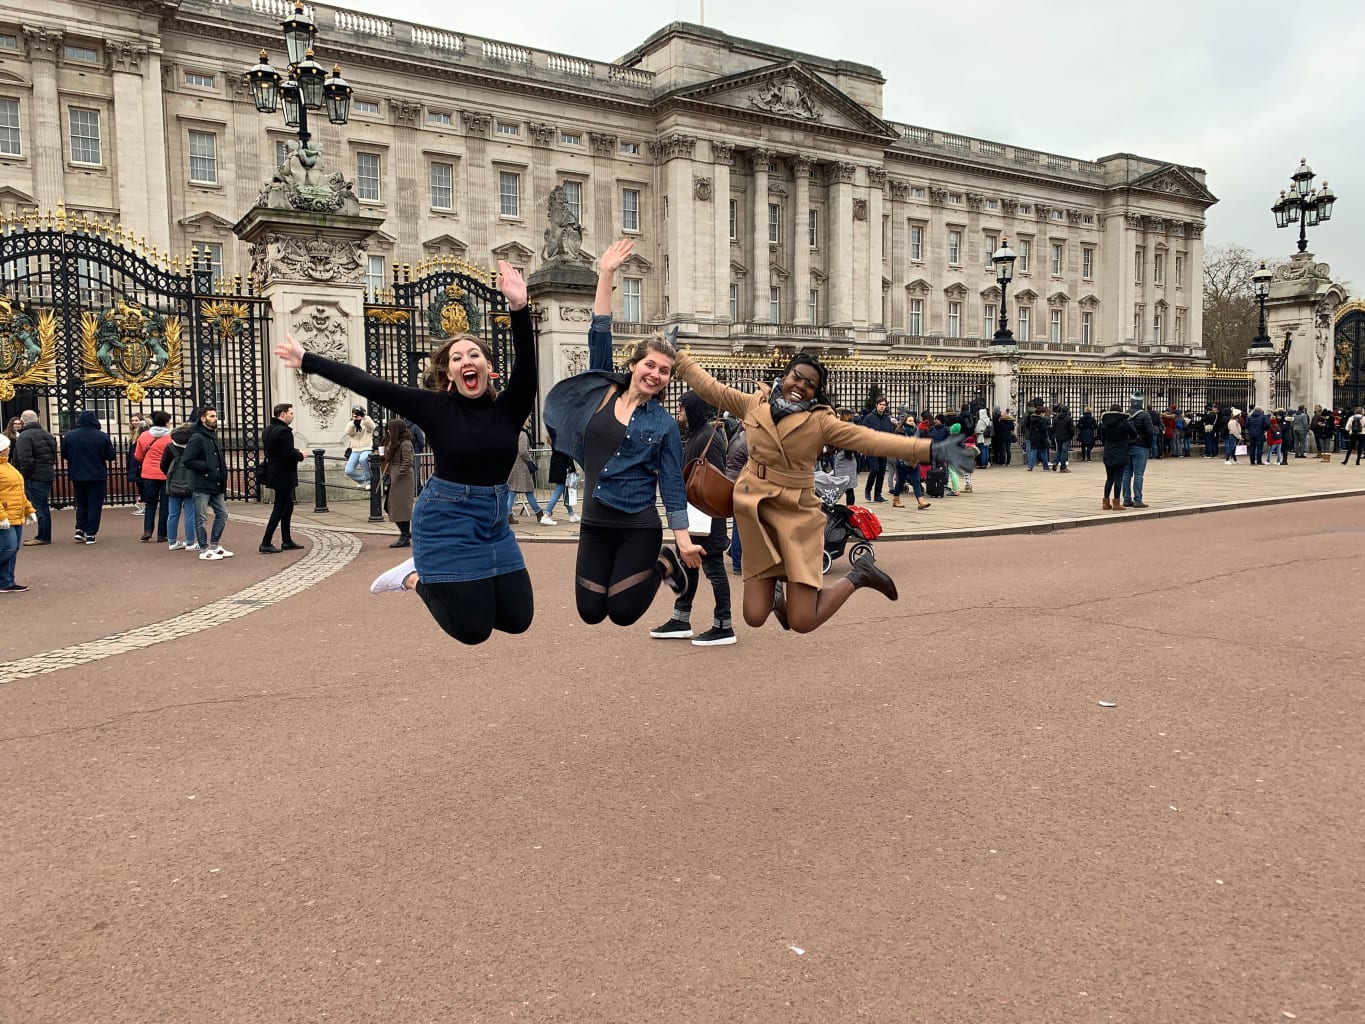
[0,0,1216,363]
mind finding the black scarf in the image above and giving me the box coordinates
[768,379,819,424]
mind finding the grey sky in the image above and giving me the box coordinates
[334,0,1365,293]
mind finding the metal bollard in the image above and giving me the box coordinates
[312,448,330,513]
[368,444,385,523]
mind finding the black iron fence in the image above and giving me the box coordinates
[1013,361,1255,418]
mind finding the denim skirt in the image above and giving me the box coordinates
[412,477,524,583]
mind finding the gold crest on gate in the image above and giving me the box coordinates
[0,294,57,401]
[80,299,184,403]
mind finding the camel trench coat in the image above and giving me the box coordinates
[675,353,931,588]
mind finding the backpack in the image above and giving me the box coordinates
[1350,414,1365,435]
[1129,411,1153,445]
[165,445,194,497]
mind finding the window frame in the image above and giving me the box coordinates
[1134,246,1145,284]
[498,170,521,219]
[68,106,102,166]
[495,121,520,137]
[429,161,454,211]
[195,242,224,286]
[426,111,453,126]
[808,287,819,324]
[1017,305,1031,343]
[769,285,780,323]
[1153,251,1165,286]
[622,277,642,321]
[1082,246,1094,280]
[768,202,781,244]
[909,224,924,262]
[366,255,386,297]
[984,232,999,268]
[622,187,641,233]
[947,229,962,266]
[1051,242,1063,277]
[947,300,961,338]
[355,151,382,203]
[729,282,739,323]
[187,129,218,185]
[1050,308,1062,344]
[1017,237,1031,273]
[1081,311,1093,346]
[808,208,818,249]
[63,43,99,64]
[561,179,582,224]
[728,198,738,241]
[908,297,923,336]
[0,98,20,157]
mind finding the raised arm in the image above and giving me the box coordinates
[494,261,537,423]
[588,239,634,372]
[673,352,760,421]
[276,332,437,424]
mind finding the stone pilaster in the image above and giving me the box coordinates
[749,148,771,322]
[827,161,856,326]
[392,100,422,267]
[791,154,812,324]
[589,131,617,254]
[462,110,492,254]
[1186,221,1206,352]
[711,141,733,322]
[23,26,63,212]
[655,133,697,319]
[867,166,886,329]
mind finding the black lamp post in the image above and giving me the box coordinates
[244,1,352,148]
[991,236,1017,347]
[1271,158,1338,253]
[1250,260,1273,349]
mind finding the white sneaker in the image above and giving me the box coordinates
[568,514,580,523]
[1224,459,1232,465]
[215,546,234,558]
[539,515,557,526]
[168,541,185,551]
[199,549,224,560]
[131,505,144,515]
[185,543,201,552]
[371,556,416,595]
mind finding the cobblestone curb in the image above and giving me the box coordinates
[0,529,361,685]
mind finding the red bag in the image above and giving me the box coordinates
[845,504,883,540]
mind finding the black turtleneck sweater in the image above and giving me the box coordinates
[298,306,534,486]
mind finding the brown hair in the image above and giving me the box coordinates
[623,334,677,371]
[422,333,498,394]
[381,419,413,474]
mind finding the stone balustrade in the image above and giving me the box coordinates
[890,122,1104,179]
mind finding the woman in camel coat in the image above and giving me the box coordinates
[381,419,415,547]
[674,352,976,633]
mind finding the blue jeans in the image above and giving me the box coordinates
[166,493,198,544]
[345,449,371,484]
[24,478,52,542]
[543,484,574,517]
[1225,435,1239,461]
[1121,447,1148,504]
[1247,438,1265,464]
[192,492,228,549]
[505,489,542,518]
[729,519,742,571]
[0,523,20,588]
[1026,445,1050,470]
[1055,443,1070,468]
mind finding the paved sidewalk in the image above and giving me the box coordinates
[242,452,1365,542]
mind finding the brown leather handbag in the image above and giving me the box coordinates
[684,428,734,519]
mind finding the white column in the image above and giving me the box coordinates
[828,161,856,326]
[749,148,771,322]
[1187,222,1206,351]
[23,27,63,210]
[659,133,698,319]
[867,166,885,330]
[711,141,733,323]
[791,154,812,324]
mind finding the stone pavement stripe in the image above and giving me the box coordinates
[0,529,361,686]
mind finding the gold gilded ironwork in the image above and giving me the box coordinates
[79,300,184,401]
[0,296,58,401]
[202,299,251,345]
[366,308,411,324]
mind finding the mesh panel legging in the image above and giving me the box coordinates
[415,569,534,645]
[575,522,666,626]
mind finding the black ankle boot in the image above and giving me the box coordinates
[390,533,411,548]
[846,551,898,601]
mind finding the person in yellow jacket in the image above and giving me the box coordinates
[0,432,38,593]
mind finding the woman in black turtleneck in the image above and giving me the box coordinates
[273,261,536,645]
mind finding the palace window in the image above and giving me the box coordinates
[983,304,996,337]
[0,34,18,49]
[1051,242,1063,276]
[356,152,381,202]
[427,111,452,126]
[1082,246,1094,280]
[64,44,99,63]
[910,224,924,262]
[1134,246,1145,284]
[366,255,385,297]
[1081,311,1093,345]
[561,180,582,222]
[619,141,640,155]
[188,130,218,184]
[1174,310,1184,344]
[908,298,923,336]
[808,209,818,248]
[948,230,961,265]
[622,188,640,232]
[729,198,738,241]
[495,122,520,137]
[68,107,101,165]
[1174,254,1184,288]
[197,243,224,286]
[0,99,20,156]
[1050,308,1062,343]
[1154,252,1165,285]
[1153,312,1163,345]
[1017,305,1031,342]
[1133,304,1145,341]
[622,277,641,321]
[1017,238,1031,273]
[729,283,738,323]
[768,203,781,244]
[947,301,961,338]
[560,131,581,146]
[430,162,453,210]
[984,233,998,268]
[274,140,291,167]
[498,171,520,217]
[353,100,380,114]
[185,71,215,88]
[808,288,819,323]
[769,286,780,323]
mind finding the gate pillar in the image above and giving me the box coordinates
[1245,350,1275,412]
[987,347,1019,414]
[234,206,385,453]
[1264,250,1347,411]
[526,257,599,415]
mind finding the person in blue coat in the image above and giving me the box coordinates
[60,410,114,543]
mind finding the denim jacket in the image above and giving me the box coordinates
[542,313,688,529]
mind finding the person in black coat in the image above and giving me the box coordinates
[259,402,308,553]
[1099,404,1138,510]
[60,410,114,543]
[650,390,735,646]
[858,398,895,502]
[1025,403,1052,471]
[13,411,58,544]
[1076,407,1098,462]
[1052,405,1076,472]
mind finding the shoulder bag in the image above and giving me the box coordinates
[684,428,734,519]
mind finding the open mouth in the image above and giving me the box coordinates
[461,369,480,391]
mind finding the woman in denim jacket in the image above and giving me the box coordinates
[543,240,703,628]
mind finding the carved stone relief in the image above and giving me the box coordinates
[749,147,773,172]
[104,38,148,75]
[249,233,367,286]
[1143,216,1166,233]
[23,27,62,60]
[650,132,696,162]
[589,132,617,157]
[868,167,887,188]
[928,187,949,204]
[563,345,589,377]
[558,307,593,323]
[888,180,910,201]
[693,177,713,201]
[526,121,555,146]
[256,141,362,216]
[750,77,822,120]
[852,198,868,221]
[391,100,420,127]
[1124,213,1146,229]
[461,110,491,135]
[711,140,734,164]
[292,304,351,427]
[792,154,814,177]
[830,161,857,184]
[768,181,788,196]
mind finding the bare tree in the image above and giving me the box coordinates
[1202,244,1262,368]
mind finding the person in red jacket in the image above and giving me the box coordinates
[132,410,174,542]
[1266,413,1284,466]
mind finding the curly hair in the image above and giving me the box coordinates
[782,353,831,406]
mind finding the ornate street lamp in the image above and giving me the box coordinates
[991,236,1017,348]
[1272,158,1339,253]
[1250,260,1273,349]
[244,0,350,148]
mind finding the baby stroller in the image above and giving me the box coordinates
[814,469,881,575]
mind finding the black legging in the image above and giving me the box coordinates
[1103,463,1124,500]
[575,522,665,626]
[416,569,534,646]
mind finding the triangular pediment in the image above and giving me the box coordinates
[943,282,969,299]
[981,284,1002,300]
[1048,289,1071,304]
[0,186,37,207]
[422,233,467,254]
[667,61,897,139]
[1130,165,1218,205]
[177,211,234,234]
[491,241,535,261]
[622,253,654,272]
[905,277,931,295]
[1079,293,1100,310]
[1015,287,1038,302]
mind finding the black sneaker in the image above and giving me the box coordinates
[649,619,693,639]
[1,583,29,593]
[74,531,85,543]
[658,546,687,594]
[692,626,737,646]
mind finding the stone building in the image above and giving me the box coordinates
[0,0,1217,362]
